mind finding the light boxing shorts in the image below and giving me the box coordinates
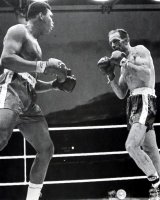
[0,69,44,125]
[126,87,157,131]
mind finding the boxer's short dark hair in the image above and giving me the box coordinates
[27,1,51,20]
[108,29,130,41]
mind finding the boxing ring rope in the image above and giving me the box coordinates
[1,123,160,187]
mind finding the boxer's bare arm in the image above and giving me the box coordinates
[110,74,128,99]
[35,80,54,93]
[1,25,68,81]
[1,25,37,72]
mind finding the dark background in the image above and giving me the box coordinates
[0,0,160,199]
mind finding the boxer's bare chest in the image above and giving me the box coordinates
[121,47,147,89]
[122,47,142,76]
[20,32,42,61]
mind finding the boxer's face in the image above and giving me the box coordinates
[41,9,54,34]
[109,32,127,52]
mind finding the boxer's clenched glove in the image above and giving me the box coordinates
[97,56,115,82]
[36,58,70,83]
[52,75,76,93]
[110,50,127,67]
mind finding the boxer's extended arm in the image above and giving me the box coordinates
[35,80,54,93]
[1,25,37,73]
[52,75,76,93]
[36,75,76,93]
[110,75,128,99]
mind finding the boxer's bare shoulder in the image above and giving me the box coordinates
[4,24,26,43]
[3,24,42,61]
[128,45,150,63]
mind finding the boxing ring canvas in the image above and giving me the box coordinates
[0,0,160,199]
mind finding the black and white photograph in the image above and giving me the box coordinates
[0,0,160,199]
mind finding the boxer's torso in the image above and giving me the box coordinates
[121,45,155,91]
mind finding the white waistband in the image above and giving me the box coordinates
[18,72,36,88]
[130,87,156,97]
[4,69,36,88]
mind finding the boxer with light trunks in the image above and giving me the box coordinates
[0,2,76,200]
[97,28,160,200]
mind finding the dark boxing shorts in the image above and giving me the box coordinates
[126,87,157,131]
[0,69,44,125]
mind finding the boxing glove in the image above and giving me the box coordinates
[36,58,70,82]
[110,50,127,67]
[52,75,76,93]
[97,56,115,81]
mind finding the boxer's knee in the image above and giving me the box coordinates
[143,144,152,154]
[38,141,54,161]
[125,141,140,158]
[125,141,133,155]
[46,142,54,159]
[0,128,11,151]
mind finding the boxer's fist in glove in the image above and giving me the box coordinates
[46,58,68,82]
[110,51,126,66]
[52,75,76,93]
[97,56,111,73]
[97,56,115,81]
[36,58,68,82]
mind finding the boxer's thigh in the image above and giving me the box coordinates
[0,108,18,142]
[18,116,53,152]
[126,122,147,147]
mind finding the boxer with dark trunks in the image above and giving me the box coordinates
[97,29,160,200]
[0,2,76,200]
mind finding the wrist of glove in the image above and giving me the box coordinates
[119,57,129,68]
[107,72,115,83]
[36,58,72,83]
[52,75,76,93]
[36,61,47,73]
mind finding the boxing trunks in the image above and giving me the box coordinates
[126,87,157,131]
[0,69,44,125]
